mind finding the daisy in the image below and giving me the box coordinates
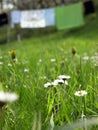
[40,76,47,79]
[24,68,29,73]
[51,80,58,86]
[64,80,68,85]
[53,79,64,85]
[82,56,89,61]
[0,91,19,103]
[0,62,3,65]
[74,90,87,97]
[58,75,71,80]
[50,58,56,62]
[8,63,12,67]
[39,59,42,63]
[44,82,52,88]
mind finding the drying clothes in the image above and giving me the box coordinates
[55,2,84,30]
[83,0,95,15]
[0,13,8,26]
[45,8,55,26]
[20,10,46,28]
[10,10,21,28]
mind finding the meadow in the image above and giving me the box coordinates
[0,5,98,130]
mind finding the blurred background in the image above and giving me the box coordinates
[0,0,97,43]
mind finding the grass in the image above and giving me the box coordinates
[0,4,98,130]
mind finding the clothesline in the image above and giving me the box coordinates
[0,1,95,30]
[10,2,84,29]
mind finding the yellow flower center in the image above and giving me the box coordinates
[78,91,83,95]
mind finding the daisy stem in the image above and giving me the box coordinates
[82,96,87,130]
[83,96,86,115]
[0,108,3,129]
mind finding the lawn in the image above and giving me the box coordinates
[0,2,98,130]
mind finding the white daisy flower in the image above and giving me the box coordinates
[82,56,89,61]
[58,75,71,80]
[39,59,42,63]
[8,63,12,67]
[50,58,56,62]
[44,82,52,88]
[51,81,58,86]
[40,76,47,79]
[24,68,29,73]
[54,79,64,85]
[0,62,3,65]
[0,91,19,103]
[74,90,87,97]
[64,80,68,85]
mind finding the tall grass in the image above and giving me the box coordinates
[0,9,98,130]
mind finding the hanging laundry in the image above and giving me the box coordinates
[0,13,8,26]
[10,10,21,28]
[20,10,46,28]
[55,2,84,30]
[45,8,55,26]
[83,0,95,15]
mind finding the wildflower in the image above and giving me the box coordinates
[9,50,16,59]
[9,50,17,62]
[74,90,87,97]
[0,91,19,107]
[50,58,56,62]
[24,68,29,73]
[39,59,42,63]
[37,59,42,65]
[58,75,71,80]
[40,76,47,79]
[44,82,52,88]
[0,62,3,65]
[53,79,64,85]
[51,81,58,86]
[82,56,89,61]
[64,80,68,85]
[8,63,12,67]
[72,47,76,55]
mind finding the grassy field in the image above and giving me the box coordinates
[0,3,98,130]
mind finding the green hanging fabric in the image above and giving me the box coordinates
[55,2,84,30]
